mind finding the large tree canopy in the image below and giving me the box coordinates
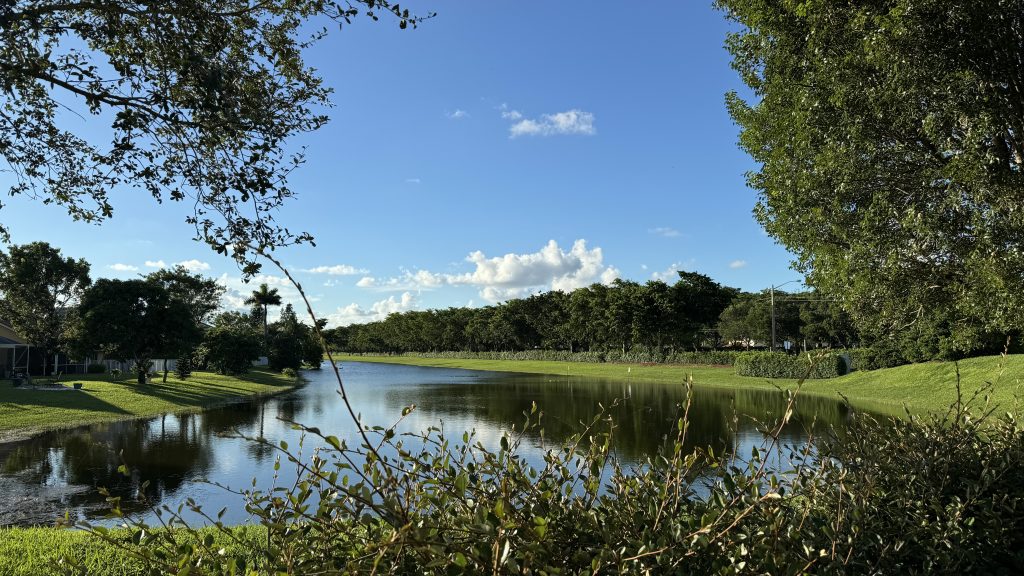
[718,0,1024,353]
[0,242,91,375]
[0,1,426,273]
[79,278,198,383]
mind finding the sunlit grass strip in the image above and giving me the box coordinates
[0,368,299,438]
[0,525,266,576]
[331,353,1024,416]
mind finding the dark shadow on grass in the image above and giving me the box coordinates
[138,374,291,408]
[0,389,130,416]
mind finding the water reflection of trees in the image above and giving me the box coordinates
[0,366,859,526]
[0,399,278,525]
[382,376,853,462]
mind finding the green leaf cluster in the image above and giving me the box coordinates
[718,0,1024,354]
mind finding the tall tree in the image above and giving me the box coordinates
[718,0,1024,354]
[0,1,427,272]
[145,266,225,327]
[78,279,197,384]
[0,242,91,377]
[245,283,282,345]
[671,271,738,348]
[202,312,263,375]
[145,266,223,381]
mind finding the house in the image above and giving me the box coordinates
[0,320,29,378]
[0,319,93,377]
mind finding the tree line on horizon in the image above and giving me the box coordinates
[328,268,1020,363]
[0,241,321,383]
[324,271,861,357]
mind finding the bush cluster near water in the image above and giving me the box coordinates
[735,351,847,379]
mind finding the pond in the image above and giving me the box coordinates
[0,361,857,527]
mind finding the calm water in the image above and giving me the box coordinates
[0,361,855,527]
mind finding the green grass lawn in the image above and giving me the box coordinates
[0,368,298,439]
[332,353,1024,416]
[0,525,265,576]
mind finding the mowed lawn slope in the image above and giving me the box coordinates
[0,368,298,438]
[332,354,1024,416]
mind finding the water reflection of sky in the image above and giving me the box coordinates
[0,361,857,527]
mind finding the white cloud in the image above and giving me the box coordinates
[144,260,167,269]
[651,261,696,282]
[446,109,468,119]
[327,292,419,326]
[498,103,522,121]
[509,109,596,138]
[729,260,748,269]
[357,239,620,303]
[302,265,368,276]
[649,226,681,238]
[405,178,421,184]
[108,263,138,272]
[176,259,211,272]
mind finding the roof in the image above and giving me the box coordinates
[0,335,27,348]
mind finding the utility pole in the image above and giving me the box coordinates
[769,279,803,352]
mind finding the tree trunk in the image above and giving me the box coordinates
[137,369,147,385]
[263,304,270,345]
[162,358,169,383]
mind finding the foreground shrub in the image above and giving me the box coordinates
[64,377,1024,575]
[735,350,846,378]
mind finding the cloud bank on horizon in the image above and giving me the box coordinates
[353,239,620,305]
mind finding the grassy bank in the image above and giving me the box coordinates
[0,368,299,440]
[0,526,265,576]
[332,353,1024,415]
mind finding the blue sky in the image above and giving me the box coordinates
[3,1,798,325]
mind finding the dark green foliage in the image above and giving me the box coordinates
[735,351,846,379]
[144,266,224,328]
[86,363,106,374]
[173,355,193,380]
[673,350,739,366]
[70,386,1024,574]
[0,242,91,377]
[201,315,262,375]
[823,399,1024,573]
[0,1,427,271]
[718,0,1024,354]
[267,331,302,372]
[77,279,198,385]
[267,304,320,372]
[338,273,825,356]
[847,346,909,371]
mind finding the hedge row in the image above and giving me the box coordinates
[342,349,742,366]
[734,351,847,379]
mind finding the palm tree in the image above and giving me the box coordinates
[244,283,282,345]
